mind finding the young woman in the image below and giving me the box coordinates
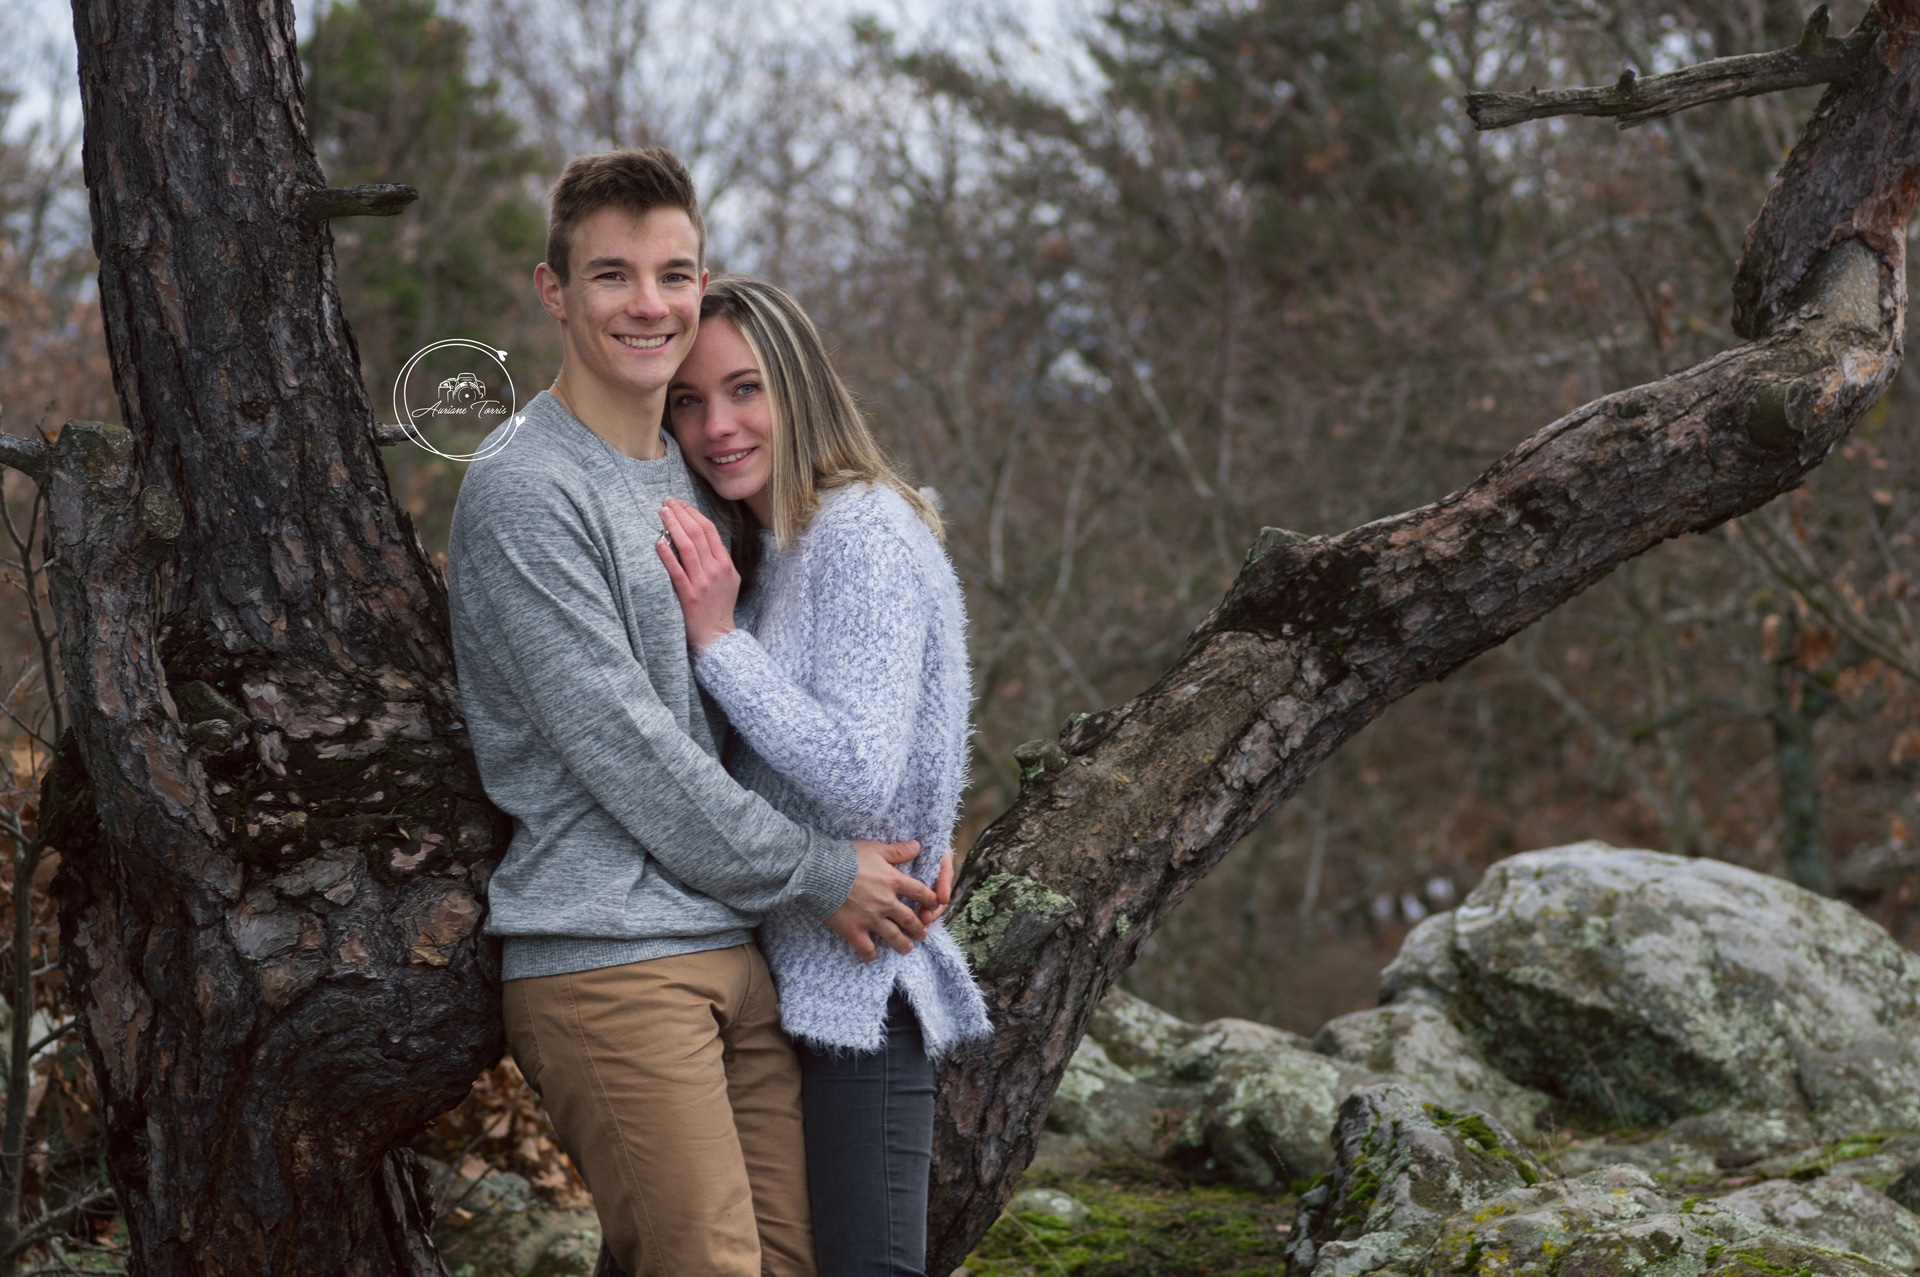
[654,275,992,1277]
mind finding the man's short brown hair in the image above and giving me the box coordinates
[545,147,706,284]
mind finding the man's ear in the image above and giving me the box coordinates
[699,268,710,296]
[534,261,568,323]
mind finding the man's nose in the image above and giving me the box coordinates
[626,279,668,321]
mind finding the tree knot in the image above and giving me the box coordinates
[948,873,1077,979]
[1013,740,1070,785]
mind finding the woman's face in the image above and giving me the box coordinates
[668,317,776,518]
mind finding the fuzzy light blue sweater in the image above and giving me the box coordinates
[693,483,993,1059]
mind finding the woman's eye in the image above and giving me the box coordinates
[735,381,760,398]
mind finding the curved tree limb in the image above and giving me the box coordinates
[1467,5,1872,130]
[927,1,1920,1268]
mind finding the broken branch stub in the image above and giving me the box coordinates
[295,184,420,221]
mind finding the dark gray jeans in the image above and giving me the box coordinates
[796,993,934,1277]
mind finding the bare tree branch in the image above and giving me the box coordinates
[1728,510,1920,685]
[1468,6,1872,131]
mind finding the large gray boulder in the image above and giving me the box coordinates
[1381,842,1920,1155]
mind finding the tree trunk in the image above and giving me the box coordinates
[38,1,504,1272]
[926,2,1920,1268]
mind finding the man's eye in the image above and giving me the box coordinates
[664,272,691,284]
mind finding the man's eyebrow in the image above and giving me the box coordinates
[661,256,699,272]
[581,255,634,273]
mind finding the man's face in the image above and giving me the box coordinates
[536,205,707,402]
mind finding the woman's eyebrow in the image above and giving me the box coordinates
[722,368,760,384]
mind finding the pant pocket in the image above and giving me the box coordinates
[502,980,547,1093]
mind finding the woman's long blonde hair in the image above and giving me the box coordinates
[696,275,942,558]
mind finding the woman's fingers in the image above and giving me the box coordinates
[695,506,730,562]
[654,535,695,603]
[921,852,954,926]
[664,499,740,601]
[660,502,710,581]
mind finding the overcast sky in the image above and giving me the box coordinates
[4,0,1097,155]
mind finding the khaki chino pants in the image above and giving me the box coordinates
[502,944,816,1277]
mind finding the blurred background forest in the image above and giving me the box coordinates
[2,0,1920,1256]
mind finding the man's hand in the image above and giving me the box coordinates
[826,839,936,962]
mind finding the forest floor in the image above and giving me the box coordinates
[958,1160,1298,1277]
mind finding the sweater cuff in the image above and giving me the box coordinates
[691,626,759,693]
[792,833,860,920]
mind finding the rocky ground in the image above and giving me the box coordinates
[436,842,1920,1276]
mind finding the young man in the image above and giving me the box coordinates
[446,148,937,1277]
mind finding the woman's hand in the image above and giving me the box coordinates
[656,498,740,654]
[919,851,954,927]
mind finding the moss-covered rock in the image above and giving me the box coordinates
[1284,1087,1908,1277]
[1285,1083,1549,1276]
[1744,1131,1920,1191]
[1381,843,1920,1152]
[1190,1026,1379,1189]
[1042,989,1385,1188]
[1036,1034,1188,1172]
[1549,1132,1718,1184]
[1715,1175,1920,1270]
[1422,1182,1903,1277]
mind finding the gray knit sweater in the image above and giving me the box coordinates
[447,391,858,981]
[693,484,993,1059]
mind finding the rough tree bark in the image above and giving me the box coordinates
[7,0,1918,1273]
[926,2,1920,1270]
[29,2,503,1273]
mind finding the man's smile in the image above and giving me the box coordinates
[616,334,672,350]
